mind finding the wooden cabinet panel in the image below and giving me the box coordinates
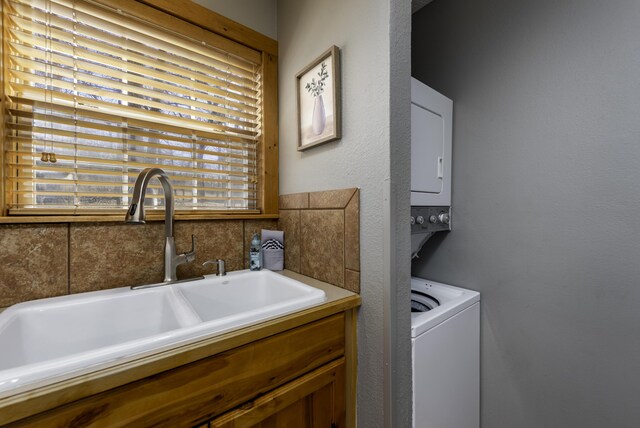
[209,358,346,428]
[8,315,345,428]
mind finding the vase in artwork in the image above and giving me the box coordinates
[312,95,326,135]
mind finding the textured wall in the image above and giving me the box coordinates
[412,0,640,426]
[388,0,412,426]
[192,0,277,39]
[277,0,412,426]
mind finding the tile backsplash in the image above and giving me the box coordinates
[0,219,275,308]
[0,188,360,308]
[0,224,68,307]
[278,188,360,294]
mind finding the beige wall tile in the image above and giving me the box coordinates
[279,192,309,209]
[0,224,69,307]
[300,210,344,287]
[175,220,243,277]
[243,219,279,268]
[278,210,301,273]
[70,222,165,292]
[308,188,357,209]
[344,189,360,271]
[70,221,245,291]
[344,269,360,294]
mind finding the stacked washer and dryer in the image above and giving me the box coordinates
[410,77,480,428]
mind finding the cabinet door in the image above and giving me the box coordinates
[411,77,453,206]
[209,358,346,428]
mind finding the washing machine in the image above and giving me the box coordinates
[411,276,480,428]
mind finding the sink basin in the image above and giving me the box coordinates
[177,270,327,322]
[0,287,189,372]
[0,270,325,395]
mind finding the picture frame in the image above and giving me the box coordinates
[296,45,342,151]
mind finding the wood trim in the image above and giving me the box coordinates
[0,213,279,224]
[345,308,359,428]
[0,296,360,424]
[1,0,7,216]
[91,0,262,63]
[261,51,279,215]
[137,0,278,56]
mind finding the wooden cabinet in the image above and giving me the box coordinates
[209,359,345,428]
[4,312,354,428]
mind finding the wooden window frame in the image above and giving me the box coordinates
[0,0,278,223]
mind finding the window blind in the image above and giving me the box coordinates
[3,0,262,214]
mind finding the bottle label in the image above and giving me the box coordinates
[250,251,261,270]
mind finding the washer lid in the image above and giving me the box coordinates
[410,277,480,338]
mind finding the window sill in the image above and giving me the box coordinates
[0,213,279,224]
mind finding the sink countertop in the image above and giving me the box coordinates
[0,270,360,424]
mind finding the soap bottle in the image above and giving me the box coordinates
[249,233,262,271]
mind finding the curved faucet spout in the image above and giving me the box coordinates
[125,168,194,284]
[125,168,174,238]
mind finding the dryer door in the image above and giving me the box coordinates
[411,77,452,206]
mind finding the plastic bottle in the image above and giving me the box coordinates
[249,233,262,271]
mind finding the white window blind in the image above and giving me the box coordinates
[4,0,262,214]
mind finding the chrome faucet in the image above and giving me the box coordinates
[125,168,196,285]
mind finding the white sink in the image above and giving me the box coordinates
[177,270,327,321]
[0,270,325,395]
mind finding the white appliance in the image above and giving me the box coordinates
[411,77,452,207]
[411,78,453,258]
[411,277,480,428]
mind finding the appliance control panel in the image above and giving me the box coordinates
[411,206,451,234]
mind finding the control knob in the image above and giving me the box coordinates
[438,212,450,225]
[416,216,425,225]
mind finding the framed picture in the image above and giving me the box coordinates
[296,45,341,151]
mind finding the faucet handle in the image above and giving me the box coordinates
[184,234,196,263]
[203,259,226,276]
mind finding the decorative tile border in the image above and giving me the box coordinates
[279,193,309,209]
[278,188,360,293]
[309,188,357,209]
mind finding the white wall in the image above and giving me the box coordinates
[193,0,277,39]
[278,0,412,426]
[413,0,640,426]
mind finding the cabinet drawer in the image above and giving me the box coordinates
[209,358,346,428]
[8,314,345,427]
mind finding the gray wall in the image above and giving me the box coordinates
[277,0,412,426]
[412,0,640,427]
[193,0,277,39]
[389,0,412,426]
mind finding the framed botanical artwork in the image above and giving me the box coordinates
[296,45,342,151]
